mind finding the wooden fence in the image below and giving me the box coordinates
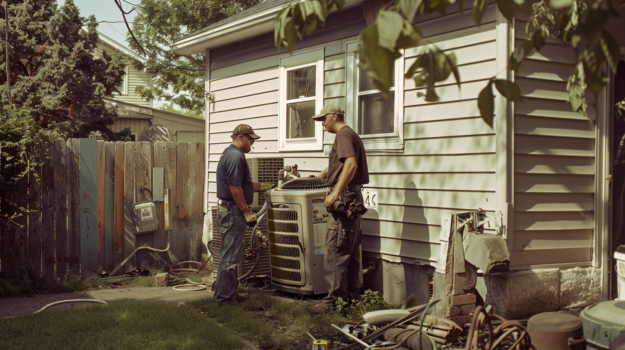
[0,139,205,280]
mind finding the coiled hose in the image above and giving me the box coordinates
[238,202,268,281]
[465,305,537,350]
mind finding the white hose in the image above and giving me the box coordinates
[34,299,109,314]
[173,284,206,291]
[238,202,268,281]
[109,242,170,277]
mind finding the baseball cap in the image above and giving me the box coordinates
[311,104,345,120]
[232,124,260,139]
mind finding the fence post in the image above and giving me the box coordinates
[97,140,105,273]
[135,141,154,268]
[54,139,68,278]
[79,138,98,279]
[67,139,81,276]
[174,142,190,263]
[123,142,136,272]
[42,146,55,280]
[104,142,115,273]
[28,154,43,278]
[113,142,125,271]
[152,141,168,268]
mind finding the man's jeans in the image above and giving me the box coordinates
[213,204,246,303]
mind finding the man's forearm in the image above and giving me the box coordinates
[332,158,357,196]
[319,167,328,178]
[228,185,247,210]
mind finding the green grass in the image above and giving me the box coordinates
[189,294,348,349]
[0,300,246,350]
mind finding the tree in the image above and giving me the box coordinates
[0,0,127,224]
[274,0,622,128]
[125,0,261,113]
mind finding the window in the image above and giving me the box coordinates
[346,43,404,150]
[279,50,324,151]
[116,66,128,95]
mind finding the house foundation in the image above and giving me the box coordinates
[363,258,434,307]
[476,266,601,319]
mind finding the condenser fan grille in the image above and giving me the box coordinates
[279,177,329,190]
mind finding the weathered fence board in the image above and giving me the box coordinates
[42,149,55,280]
[113,142,125,269]
[0,139,205,280]
[67,139,80,275]
[152,141,168,267]
[28,163,42,277]
[104,142,115,272]
[135,142,154,268]
[124,142,136,272]
[174,143,190,264]
[54,139,68,277]
[79,138,98,278]
[97,140,106,273]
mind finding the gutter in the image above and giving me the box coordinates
[171,0,362,55]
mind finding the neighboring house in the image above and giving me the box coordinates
[96,32,205,143]
[172,0,625,316]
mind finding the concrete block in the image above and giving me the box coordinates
[364,258,432,307]
[464,232,510,273]
[485,269,559,319]
[559,266,601,309]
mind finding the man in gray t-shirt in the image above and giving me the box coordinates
[312,104,370,307]
[213,124,263,305]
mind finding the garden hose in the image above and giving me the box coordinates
[238,202,268,281]
[109,242,171,277]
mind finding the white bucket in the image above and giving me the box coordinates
[615,245,625,300]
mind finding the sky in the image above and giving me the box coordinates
[64,0,137,49]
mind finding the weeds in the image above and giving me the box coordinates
[334,289,389,319]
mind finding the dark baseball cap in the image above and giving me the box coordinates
[232,124,260,139]
[311,104,345,120]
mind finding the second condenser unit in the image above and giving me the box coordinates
[265,177,363,295]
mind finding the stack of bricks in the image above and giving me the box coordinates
[450,293,477,327]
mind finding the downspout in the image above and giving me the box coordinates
[203,49,212,251]
[494,9,514,253]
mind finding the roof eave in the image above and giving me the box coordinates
[172,0,362,55]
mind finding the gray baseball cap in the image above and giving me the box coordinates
[311,104,345,120]
[232,124,260,139]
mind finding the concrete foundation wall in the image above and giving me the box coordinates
[482,266,601,319]
[363,259,434,307]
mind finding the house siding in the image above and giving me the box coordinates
[206,4,499,265]
[94,43,152,107]
[511,17,596,268]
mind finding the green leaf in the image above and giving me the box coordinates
[508,39,533,72]
[376,11,404,51]
[600,29,620,74]
[399,0,423,21]
[359,24,401,98]
[566,62,587,113]
[478,81,494,129]
[496,0,515,22]
[558,4,573,39]
[473,0,488,25]
[494,79,523,102]
[548,0,573,10]
[532,27,545,51]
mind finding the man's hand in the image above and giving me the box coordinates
[324,191,339,208]
[243,206,254,217]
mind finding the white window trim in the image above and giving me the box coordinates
[116,66,129,95]
[345,42,405,151]
[278,49,325,151]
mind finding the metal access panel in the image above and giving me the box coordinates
[152,167,164,202]
[132,201,159,234]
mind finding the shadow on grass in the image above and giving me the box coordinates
[0,300,245,350]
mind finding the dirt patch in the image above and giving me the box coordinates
[0,286,214,319]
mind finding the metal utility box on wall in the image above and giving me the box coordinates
[132,202,159,234]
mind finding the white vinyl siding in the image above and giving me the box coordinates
[94,43,152,107]
[206,4,498,266]
[511,16,596,269]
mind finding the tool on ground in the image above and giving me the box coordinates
[332,324,370,347]
[306,331,328,350]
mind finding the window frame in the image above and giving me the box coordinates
[278,49,325,151]
[116,66,128,95]
[345,42,405,151]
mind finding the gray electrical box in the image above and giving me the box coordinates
[132,201,159,234]
[153,167,164,202]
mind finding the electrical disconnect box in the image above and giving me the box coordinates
[132,202,159,234]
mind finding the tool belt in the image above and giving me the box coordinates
[218,199,239,209]
[326,184,367,221]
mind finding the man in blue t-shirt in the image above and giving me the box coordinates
[214,124,263,305]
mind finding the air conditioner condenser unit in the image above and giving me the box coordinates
[265,177,363,295]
